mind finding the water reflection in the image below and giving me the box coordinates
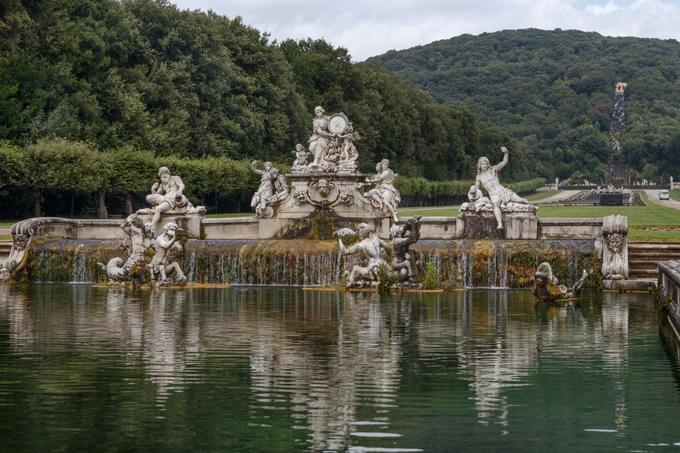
[0,285,676,452]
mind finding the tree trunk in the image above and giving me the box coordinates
[97,190,108,219]
[34,189,42,217]
[125,192,134,214]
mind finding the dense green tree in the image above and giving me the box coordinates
[368,29,680,180]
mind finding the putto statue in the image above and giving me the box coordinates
[304,106,361,174]
[462,146,534,229]
[250,161,289,218]
[336,223,390,287]
[533,262,589,302]
[363,159,401,222]
[148,222,187,286]
[389,216,421,282]
[291,144,310,173]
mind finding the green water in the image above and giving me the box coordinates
[0,285,679,452]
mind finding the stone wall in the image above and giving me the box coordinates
[658,261,680,345]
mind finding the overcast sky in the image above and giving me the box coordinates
[172,0,680,61]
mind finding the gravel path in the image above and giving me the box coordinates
[532,190,582,204]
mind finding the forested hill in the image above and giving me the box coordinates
[0,0,523,182]
[367,29,680,181]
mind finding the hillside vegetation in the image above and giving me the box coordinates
[368,29,680,181]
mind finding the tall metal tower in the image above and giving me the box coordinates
[604,82,630,186]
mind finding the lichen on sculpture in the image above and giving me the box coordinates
[363,159,401,222]
[460,146,535,229]
[532,262,589,302]
[250,160,289,218]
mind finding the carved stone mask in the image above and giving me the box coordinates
[607,233,623,254]
[317,178,330,196]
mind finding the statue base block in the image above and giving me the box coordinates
[458,211,538,239]
[135,208,206,238]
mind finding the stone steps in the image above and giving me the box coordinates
[0,240,11,260]
[628,242,680,281]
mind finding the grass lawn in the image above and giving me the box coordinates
[671,189,680,202]
[526,190,558,201]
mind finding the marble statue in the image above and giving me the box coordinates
[337,124,360,173]
[146,167,192,233]
[148,222,187,286]
[532,262,589,302]
[97,214,153,282]
[251,161,289,218]
[363,159,401,222]
[291,144,310,173]
[308,106,333,169]
[336,223,389,287]
[475,147,531,229]
[389,216,421,282]
[298,107,360,174]
[601,215,628,280]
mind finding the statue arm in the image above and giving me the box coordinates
[173,176,185,195]
[251,161,263,175]
[494,147,509,172]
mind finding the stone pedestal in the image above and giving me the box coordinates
[457,211,538,239]
[135,209,205,238]
[258,173,392,238]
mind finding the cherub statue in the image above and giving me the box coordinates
[146,167,193,234]
[148,222,187,286]
[363,159,401,222]
[475,147,530,229]
[291,144,310,173]
[389,216,421,282]
[337,124,360,173]
[336,223,389,287]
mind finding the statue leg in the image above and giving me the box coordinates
[167,262,186,282]
[569,269,589,296]
[509,193,529,204]
[493,205,503,229]
[151,201,173,232]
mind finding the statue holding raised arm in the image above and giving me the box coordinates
[149,222,187,286]
[250,160,289,218]
[475,147,530,229]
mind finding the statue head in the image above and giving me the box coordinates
[381,159,390,170]
[357,222,374,239]
[477,157,490,173]
[295,143,304,152]
[264,161,273,171]
[389,224,401,239]
[158,166,171,183]
[606,232,624,254]
[468,185,481,201]
[534,262,554,288]
[314,106,325,117]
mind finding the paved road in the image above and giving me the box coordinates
[644,189,680,209]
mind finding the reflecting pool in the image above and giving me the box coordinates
[1,285,679,452]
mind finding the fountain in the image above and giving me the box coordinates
[0,105,638,291]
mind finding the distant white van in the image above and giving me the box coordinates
[659,190,670,200]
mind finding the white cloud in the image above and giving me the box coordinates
[173,0,680,60]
